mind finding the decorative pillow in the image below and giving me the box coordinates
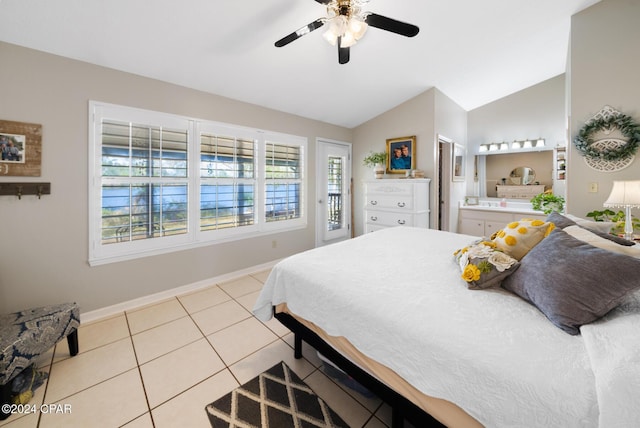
[502,228,640,335]
[492,219,555,260]
[565,213,616,234]
[564,225,640,258]
[453,240,519,290]
[546,212,635,246]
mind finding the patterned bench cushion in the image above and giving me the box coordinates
[0,303,80,385]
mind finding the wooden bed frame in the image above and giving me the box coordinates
[274,311,446,428]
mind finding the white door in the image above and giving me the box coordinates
[316,140,352,246]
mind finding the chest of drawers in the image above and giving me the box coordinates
[364,179,430,233]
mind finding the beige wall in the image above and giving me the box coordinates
[568,0,640,217]
[351,88,467,233]
[352,89,436,234]
[0,42,352,314]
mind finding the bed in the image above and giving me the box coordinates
[253,217,640,428]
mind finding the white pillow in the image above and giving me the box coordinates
[564,225,640,258]
[564,213,616,234]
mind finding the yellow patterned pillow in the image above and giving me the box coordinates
[492,219,555,260]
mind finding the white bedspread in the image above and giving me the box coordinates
[253,227,637,427]
[581,290,640,428]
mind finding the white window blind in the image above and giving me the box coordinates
[89,102,307,265]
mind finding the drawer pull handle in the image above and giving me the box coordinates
[371,216,378,221]
[370,200,378,205]
[397,219,406,225]
[397,202,406,208]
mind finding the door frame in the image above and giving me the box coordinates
[435,135,452,231]
[315,138,352,247]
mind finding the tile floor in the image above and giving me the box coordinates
[1,270,397,428]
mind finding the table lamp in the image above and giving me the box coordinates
[603,180,640,241]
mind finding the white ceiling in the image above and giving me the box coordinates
[0,0,600,128]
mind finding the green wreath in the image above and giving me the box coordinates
[573,112,640,161]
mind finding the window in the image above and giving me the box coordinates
[89,102,306,265]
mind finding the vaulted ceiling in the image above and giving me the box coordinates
[0,0,600,128]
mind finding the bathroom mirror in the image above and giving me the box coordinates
[509,167,536,185]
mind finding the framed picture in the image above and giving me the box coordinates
[386,136,416,174]
[452,143,465,181]
[0,119,42,177]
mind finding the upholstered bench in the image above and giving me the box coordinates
[0,302,80,420]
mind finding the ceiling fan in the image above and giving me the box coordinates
[275,0,419,64]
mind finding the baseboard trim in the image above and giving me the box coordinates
[80,259,280,324]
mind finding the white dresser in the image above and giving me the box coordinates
[364,179,430,233]
[496,184,545,199]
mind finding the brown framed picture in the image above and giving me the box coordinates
[386,136,416,174]
[0,119,42,177]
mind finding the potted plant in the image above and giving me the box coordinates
[586,209,640,235]
[530,191,565,214]
[363,151,387,179]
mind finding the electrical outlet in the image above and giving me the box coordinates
[589,182,598,193]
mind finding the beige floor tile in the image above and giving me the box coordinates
[121,413,154,428]
[126,299,187,335]
[178,285,230,314]
[207,317,278,365]
[190,300,251,336]
[140,339,224,409]
[0,412,39,428]
[60,314,129,357]
[304,369,372,428]
[365,416,389,428]
[229,339,316,385]
[45,337,137,403]
[39,369,147,428]
[261,315,292,337]
[234,290,260,312]
[250,269,271,283]
[218,276,264,298]
[283,334,323,367]
[152,369,238,428]
[132,316,203,364]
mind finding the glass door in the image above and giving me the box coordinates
[316,140,351,246]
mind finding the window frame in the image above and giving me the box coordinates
[89,101,307,266]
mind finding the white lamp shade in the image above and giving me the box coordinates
[603,181,640,208]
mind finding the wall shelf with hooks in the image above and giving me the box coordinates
[0,182,51,199]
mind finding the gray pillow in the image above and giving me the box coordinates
[546,212,635,246]
[502,228,640,335]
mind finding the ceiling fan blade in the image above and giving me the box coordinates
[275,19,326,47]
[338,42,350,65]
[365,13,419,37]
[314,0,332,4]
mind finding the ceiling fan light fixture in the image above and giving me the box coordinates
[349,17,368,40]
[339,31,357,48]
[322,28,339,46]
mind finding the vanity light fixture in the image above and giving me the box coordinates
[479,138,548,154]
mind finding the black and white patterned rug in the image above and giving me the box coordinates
[205,361,348,428]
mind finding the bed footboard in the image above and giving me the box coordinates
[274,310,445,428]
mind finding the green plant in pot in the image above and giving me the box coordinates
[585,209,640,235]
[531,191,565,214]
[363,151,387,178]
